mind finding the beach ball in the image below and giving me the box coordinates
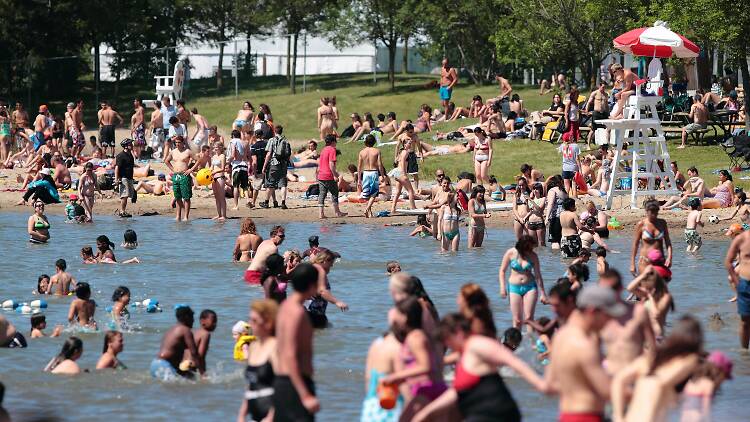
[196,168,212,186]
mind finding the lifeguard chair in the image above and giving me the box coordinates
[153,60,185,104]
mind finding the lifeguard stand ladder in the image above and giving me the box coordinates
[154,60,185,104]
[600,88,680,209]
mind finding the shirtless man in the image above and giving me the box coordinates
[135,173,171,195]
[190,107,210,148]
[586,83,609,147]
[424,173,452,240]
[598,269,655,375]
[67,282,96,329]
[98,101,123,158]
[47,259,76,295]
[164,136,199,221]
[131,98,146,158]
[176,100,191,126]
[661,166,705,209]
[150,100,164,158]
[495,73,513,100]
[273,263,320,421]
[52,155,71,189]
[151,306,202,380]
[546,284,625,422]
[357,134,386,218]
[439,58,458,118]
[560,198,587,259]
[245,225,285,284]
[679,95,708,149]
[32,105,50,151]
[725,229,750,348]
[12,102,29,131]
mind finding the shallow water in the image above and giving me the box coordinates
[0,212,747,421]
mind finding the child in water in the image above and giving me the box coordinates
[595,247,609,277]
[121,229,138,250]
[68,282,97,330]
[685,197,703,252]
[386,260,402,275]
[30,314,62,338]
[65,194,86,223]
[232,321,255,361]
[191,310,217,377]
[80,247,98,264]
[679,351,732,422]
[409,214,433,238]
[110,286,131,329]
[502,327,522,352]
[567,262,590,291]
[36,274,50,294]
[96,330,126,370]
[44,336,84,375]
[531,317,554,365]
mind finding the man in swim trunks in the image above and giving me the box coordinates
[12,102,29,131]
[274,263,320,421]
[439,58,458,118]
[165,135,199,222]
[150,100,165,158]
[585,82,609,146]
[114,139,136,218]
[98,101,123,158]
[229,129,251,209]
[131,98,146,157]
[357,134,386,218]
[245,225,285,284]
[151,306,202,380]
[31,105,50,151]
[546,284,625,422]
[725,228,750,348]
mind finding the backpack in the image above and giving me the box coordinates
[305,183,320,197]
[275,136,292,161]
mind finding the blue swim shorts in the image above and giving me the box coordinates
[738,278,750,317]
[150,358,178,380]
[439,86,452,101]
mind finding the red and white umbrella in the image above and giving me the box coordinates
[613,21,699,58]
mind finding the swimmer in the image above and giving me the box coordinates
[283,249,302,279]
[386,261,402,275]
[95,235,139,264]
[27,200,50,243]
[262,254,287,304]
[596,247,609,277]
[499,235,548,329]
[409,214,433,238]
[440,192,461,252]
[626,265,674,340]
[80,247,98,264]
[44,336,84,375]
[631,200,672,276]
[47,258,76,295]
[68,282,97,330]
[237,300,278,422]
[36,274,50,294]
[685,198,703,253]
[122,229,138,250]
[502,327,522,352]
[30,314,61,338]
[232,320,254,362]
[529,316,554,365]
[467,185,491,248]
[457,283,497,337]
[183,310,216,377]
[678,351,733,422]
[307,250,349,328]
[233,217,263,262]
[567,262,590,291]
[111,286,131,329]
[96,330,126,370]
[245,226,285,284]
[152,306,202,379]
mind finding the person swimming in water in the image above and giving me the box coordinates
[151,306,202,380]
[233,217,263,262]
[96,330,126,370]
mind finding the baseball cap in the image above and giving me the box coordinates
[66,102,75,108]
[707,350,733,379]
[577,284,626,317]
[308,235,319,245]
[120,138,133,147]
[157,173,166,181]
[69,194,78,200]
[39,168,51,175]
[726,223,743,237]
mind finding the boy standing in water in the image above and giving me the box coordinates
[151,306,202,379]
[685,197,704,252]
[47,259,76,295]
[274,263,320,421]
[67,282,97,329]
[192,310,217,377]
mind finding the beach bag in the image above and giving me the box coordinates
[555,118,567,134]
[96,173,114,191]
[305,184,320,197]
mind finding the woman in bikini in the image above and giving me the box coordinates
[441,192,461,252]
[317,97,335,141]
[703,170,734,209]
[630,199,672,276]
[627,265,674,340]
[210,143,227,221]
[722,190,750,228]
[391,105,432,139]
[498,235,548,330]
[390,139,417,213]
[78,162,100,222]
[449,95,483,121]
[512,177,532,240]
[27,200,51,243]
[472,127,492,187]
[467,186,490,248]
[329,97,339,134]
[526,182,546,247]
[350,112,375,142]
[233,217,263,262]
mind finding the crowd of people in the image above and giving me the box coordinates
[1,57,748,422]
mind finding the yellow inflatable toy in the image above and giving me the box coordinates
[196,168,212,186]
[233,334,257,361]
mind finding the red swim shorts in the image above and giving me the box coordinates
[244,270,262,285]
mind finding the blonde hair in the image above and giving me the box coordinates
[311,249,335,264]
[250,299,279,333]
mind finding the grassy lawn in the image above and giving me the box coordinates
[61,72,746,189]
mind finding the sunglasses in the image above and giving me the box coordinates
[34,203,44,208]
[277,234,286,239]
[436,174,445,179]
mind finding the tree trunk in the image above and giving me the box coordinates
[388,42,396,91]
[455,42,479,85]
[717,49,724,77]
[402,36,409,75]
[114,69,121,103]
[739,46,750,131]
[217,43,224,90]
[286,35,291,80]
[696,44,713,90]
[290,31,298,94]
[94,43,100,107]
[246,35,252,76]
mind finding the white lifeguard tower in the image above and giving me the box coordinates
[144,60,185,107]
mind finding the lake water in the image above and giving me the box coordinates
[0,212,747,421]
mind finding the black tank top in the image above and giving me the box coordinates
[245,361,275,420]
[457,373,521,421]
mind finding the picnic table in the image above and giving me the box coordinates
[710,109,739,141]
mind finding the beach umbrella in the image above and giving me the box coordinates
[613,21,699,58]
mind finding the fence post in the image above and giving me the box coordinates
[303,33,307,93]
[234,40,238,97]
